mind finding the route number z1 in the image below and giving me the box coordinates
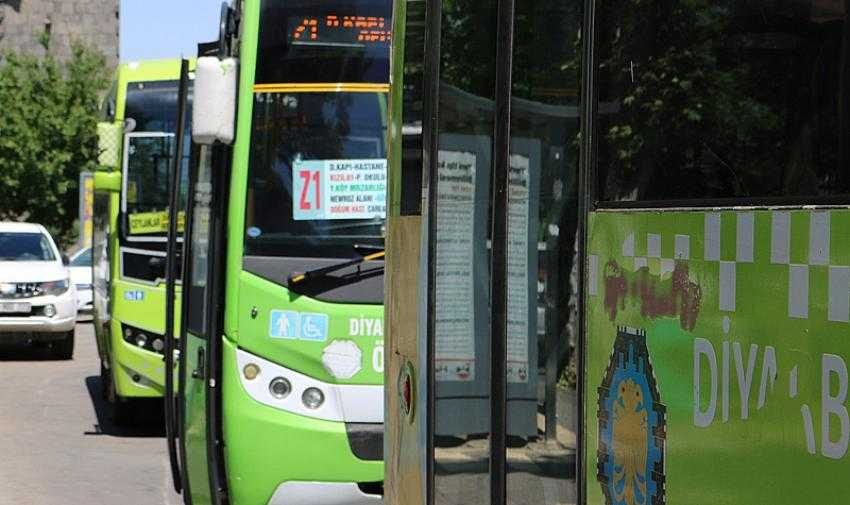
[299,170,321,210]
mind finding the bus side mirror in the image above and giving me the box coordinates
[93,171,121,193]
[97,121,122,169]
[192,56,238,146]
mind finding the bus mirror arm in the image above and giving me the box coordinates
[93,171,121,193]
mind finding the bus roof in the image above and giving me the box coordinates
[112,58,196,122]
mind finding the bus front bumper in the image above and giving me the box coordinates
[223,340,384,505]
[267,482,381,505]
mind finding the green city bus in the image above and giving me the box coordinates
[92,59,193,424]
[382,0,850,505]
[163,2,389,504]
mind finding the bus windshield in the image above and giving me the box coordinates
[123,134,189,236]
[245,91,387,257]
[121,80,192,237]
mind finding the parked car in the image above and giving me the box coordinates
[69,247,93,313]
[0,222,77,359]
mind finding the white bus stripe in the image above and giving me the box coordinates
[720,261,736,312]
[588,254,599,296]
[705,213,721,261]
[771,211,790,265]
[809,211,830,266]
[828,266,850,323]
[736,212,754,263]
[675,234,690,260]
[789,265,809,319]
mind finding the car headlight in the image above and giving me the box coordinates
[40,279,70,296]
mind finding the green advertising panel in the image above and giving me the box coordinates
[586,208,850,504]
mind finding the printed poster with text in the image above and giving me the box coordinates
[507,154,531,383]
[292,158,387,221]
[435,150,477,382]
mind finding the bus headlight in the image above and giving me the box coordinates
[243,363,260,380]
[120,323,164,355]
[269,377,292,399]
[302,387,324,410]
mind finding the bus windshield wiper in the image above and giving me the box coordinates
[287,249,385,286]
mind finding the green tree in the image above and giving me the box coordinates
[0,40,109,247]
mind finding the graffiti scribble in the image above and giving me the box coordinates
[603,260,627,321]
[603,260,702,330]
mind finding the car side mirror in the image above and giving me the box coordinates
[61,254,70,266]
[192,56,238,146]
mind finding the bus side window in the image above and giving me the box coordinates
[594,4,850,203]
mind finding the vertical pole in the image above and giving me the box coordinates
[492,0,516,502]
[423,0,442,502]
[164,58,191,496]
[577,0,599,502]
[544,237,560,442]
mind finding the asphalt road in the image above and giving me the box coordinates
[0,320,181,505]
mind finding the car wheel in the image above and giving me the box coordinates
[52,330,74,360]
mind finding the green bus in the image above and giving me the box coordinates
[163,1,389,504]
[92,59,193,424]
[382,0,850,504]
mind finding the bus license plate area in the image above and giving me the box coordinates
[0,302,31,314]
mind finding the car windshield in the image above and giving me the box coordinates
[0,232,56,262]
[70,248,91,267]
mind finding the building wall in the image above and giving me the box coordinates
[0,0,119,69]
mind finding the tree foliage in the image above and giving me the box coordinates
[0,42,109,247]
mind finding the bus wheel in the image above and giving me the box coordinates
[111,399,135,427]
[100,362,109,400]
[106,371,134,427]
[52,330,75,360]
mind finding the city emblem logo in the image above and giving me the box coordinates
[597,327,666,505]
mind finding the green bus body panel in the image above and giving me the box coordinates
[108,278,181,397]
[585,208,850,504]
[180,0,389,501]
[224,0,261,341]
[184,332,213,505]
[237,272,384,386]
[92,58,192,399]
[222,339,383,505]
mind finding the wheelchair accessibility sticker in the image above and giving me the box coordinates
[269,310,328,342]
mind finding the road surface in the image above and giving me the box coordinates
[0,320,181,505]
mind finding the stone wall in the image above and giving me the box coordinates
[0,0,119,69]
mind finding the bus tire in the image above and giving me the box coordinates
[111,398,134,427]
[52,330,75,360]
[100,362,109,400]
[106,371,134,427]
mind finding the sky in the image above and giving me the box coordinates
[120,1,224,62]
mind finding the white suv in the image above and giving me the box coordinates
[0,222,77,359]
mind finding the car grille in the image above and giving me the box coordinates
[0,283,43,299]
